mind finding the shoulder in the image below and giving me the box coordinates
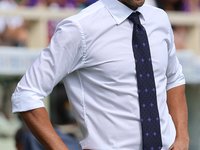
[142,4,169,19]
[141,5,171,27]
[66,1,105,23]
[55,1,106,32]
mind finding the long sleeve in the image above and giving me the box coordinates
[12,19,85,113]
[166,23,185,91]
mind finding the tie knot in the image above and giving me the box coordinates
[128,12,141,25]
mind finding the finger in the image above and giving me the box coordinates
[169,145,174,150]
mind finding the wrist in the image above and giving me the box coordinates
[175,135,190,143]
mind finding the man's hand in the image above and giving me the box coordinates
[167,85,189,150]
[169,137,189,150]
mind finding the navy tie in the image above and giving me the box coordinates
[128,12,162,150]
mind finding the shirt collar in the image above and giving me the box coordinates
[100,0,146,24]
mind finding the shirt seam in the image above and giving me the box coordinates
[73,21,87,64]
[76,70,89,147]
[167,15,172,54]
[166,14,172,79]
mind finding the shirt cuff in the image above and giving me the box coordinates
[166,74,186,91]
[11,91,45,113]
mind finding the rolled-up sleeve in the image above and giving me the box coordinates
[166,24,185,91]
[12,19,85,113]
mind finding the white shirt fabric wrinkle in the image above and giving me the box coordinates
[12,0,185,149]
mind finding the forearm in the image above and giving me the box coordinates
[167,85,189,142]
[20,107,69,150]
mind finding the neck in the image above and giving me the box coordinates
[118,0,138,10]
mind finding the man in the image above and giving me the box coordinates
[11,0,189,149]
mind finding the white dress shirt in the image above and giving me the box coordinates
[12,0,185,149]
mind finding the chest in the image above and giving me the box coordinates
[83,21,169,81]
